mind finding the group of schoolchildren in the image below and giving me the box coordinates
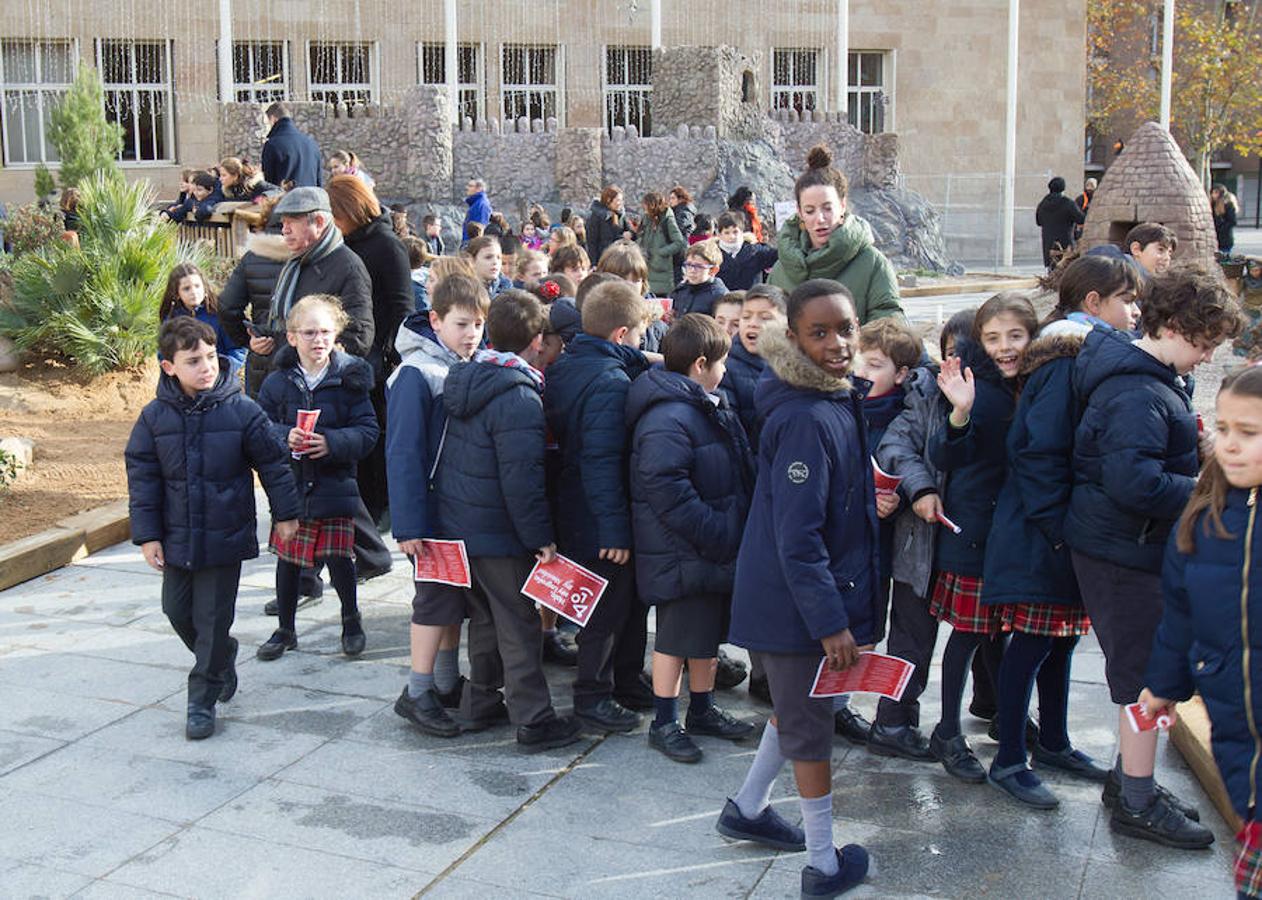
[127,139,1262,896]
[159,157,278,225]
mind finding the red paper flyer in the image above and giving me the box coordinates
[809,651,915,701]
[412,539,472,588]
[521,554,609,627]
[936,511,962,534]
[1125,701,1173,733]
[292,408,321,459]
[871,457,902,497]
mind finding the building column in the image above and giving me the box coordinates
[1159,0,1174,129]
[835,0,849,116]
[651,0,662,50]
[1002,0,1019,267]
[218,0,232,104]
[445,0,459,124]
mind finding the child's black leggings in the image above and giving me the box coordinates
[276,557,358,632]
[937,629,1003,739]
[993,633,1079,769]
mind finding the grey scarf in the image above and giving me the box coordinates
[267,223,344,334]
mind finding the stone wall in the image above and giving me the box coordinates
[651,46,770,141]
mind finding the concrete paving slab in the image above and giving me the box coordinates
[209,681,384,739]
[69,880,187,899]
[1079,857,1234,900]
[0,857,94,897]
[0,685,138,741]
[0,727,65,776]
[0,652,185,707]
[232,643,408,703]
[1,568,158,627]
[420,873,565,898]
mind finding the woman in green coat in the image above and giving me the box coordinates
[768,145,905,324]
[636,191,687,296]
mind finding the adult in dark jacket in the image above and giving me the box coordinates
[586,187,629,266]
[668,186,697,282]
[670,275,729,318]
[260,104,323,188]
[1035,176,1085,269]
[627,366,754,606]
[219,232,291,398]
[1212,184,1238,254]
[462,178,492,240]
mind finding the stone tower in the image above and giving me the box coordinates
[1080,122,1217,266]
[650,45,766,140]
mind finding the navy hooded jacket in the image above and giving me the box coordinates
[385,314,465,542]
[727,328,880,653]
[927,339,1017,578]
[718,338,766,452]
[257,347,379,521]
[436,352,554,557]
[125,362,300,569]
[1146,490,1262,819]
[717,242,779,291]
[669,277,729,318]
[260,117,323,188]
[463,191,492,239]
[627,368,754,605]
[1065,327,1198,573]
[544,333,650,559]
[982,322,1089,607]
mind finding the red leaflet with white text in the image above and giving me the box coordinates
[412,539,472,588]
[1125,701,1173,733]
[521,555,609,627]
[809,652,915,701]
[872,457,902,497]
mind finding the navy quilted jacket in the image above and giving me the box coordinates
[719,338,766,452]
[669,277,730,318]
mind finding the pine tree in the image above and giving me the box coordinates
[33,163,55,201]
[46,66,123,190]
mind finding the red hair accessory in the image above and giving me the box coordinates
[539,281,561,300]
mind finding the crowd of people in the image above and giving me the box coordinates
[125,108,1262,898]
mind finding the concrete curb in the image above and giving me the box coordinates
[901,276,1040,298]
[0,498,129,592]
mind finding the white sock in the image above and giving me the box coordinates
[800,793,839,875]
[733,721,786,819]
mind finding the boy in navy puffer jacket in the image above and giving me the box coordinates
[629,314,756,764]
[436,290,581,752]
[126,317,300,741]
[545,280,651,733]
[669,241,730,318]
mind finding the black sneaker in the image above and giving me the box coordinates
[649,720,703,763]
[256,628,297,661]
[219,638,239,703]
[264,583,322,616]
[930,728,986,784]
[186,705,216,741]
[714,651,749,690]
[1110,793,1215,849]
[867,723,935,761]
[393,686,460,737]
[1102,768,1201,821]
[517,715,582,752]
[801,844,871,898]
[436,675,467,709]
[748,675,772,704]
[542,631,578,666]
[685,705,755,741]
[575,697,641,733]
[614,673,655,712]
[715,798,805,851]
[833,706,873,746]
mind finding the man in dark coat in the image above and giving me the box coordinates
[260,103,323,189]
[1035,176,1086,269]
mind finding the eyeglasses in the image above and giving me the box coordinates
[293,328,335,342]
[683,262,712,271]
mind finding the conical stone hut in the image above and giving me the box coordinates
[1080,121,1217,267]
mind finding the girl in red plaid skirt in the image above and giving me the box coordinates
[925,294,1035,785]
[256,296,381,661]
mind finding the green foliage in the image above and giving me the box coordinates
[33,163,56,200]
[46,67,123,190]
[0,174,209,375]
[0,447,19,491]
[0,203,64,256]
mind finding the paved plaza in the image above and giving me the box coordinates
[0,509,1241,899]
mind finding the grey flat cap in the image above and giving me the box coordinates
[273,186,331,216]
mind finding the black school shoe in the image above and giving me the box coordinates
[517,715,582,752]
[748,674,772,704]
[219,638,239,703]
[461,700,510,733]
[833,707,873,746]
[988,715,1040,746]
[394,686,460,737]
[801,844,871,898]
[930,728,986,784]
[186,705,216,741]
[264,582,322,616]
[542,631,578,666]
[1110,793,1215,849]
[969,700,997,721]
[868,724,935,761]
[614,673,656,712]
[1030,743,1109,782]
[575,697,641,733]
[1101,768,1200,821]
[987,761,1060,810]
[715,651,749,690]
[715,798,806,851]
[436,675,467,709]
[649,720,703,763]
[256,628,297,661]
[685,705,755,741]
[341,613,366,657]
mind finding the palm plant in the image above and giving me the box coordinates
[0,174,209,374]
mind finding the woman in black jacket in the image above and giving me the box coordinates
[1035,177,1086,269]
[587,185,630,265]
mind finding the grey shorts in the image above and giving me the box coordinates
[1070,550,1163,705]
[752,651,834,762]
[410,580,467,627]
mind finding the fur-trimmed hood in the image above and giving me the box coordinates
[757,325,852,395]
[245,231,292,262]
[1019,330,1086,377]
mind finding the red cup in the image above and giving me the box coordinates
[293,409,321,458]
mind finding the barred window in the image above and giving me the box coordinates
[0,39,74,165]
[308,42,373,106]
[232,41,287,103]
[604,46,651,136]
[419,42,483,124]
[501,44,560,124]
[98,39,174,163]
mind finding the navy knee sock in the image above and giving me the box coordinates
[275,561,300,633]
[653,695,678,728]
[993,632,1052,770]
[326,556,360,633]
[938,630,980,739]
[1035,636,1078,753]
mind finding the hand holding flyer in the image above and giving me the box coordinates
[871,457,902,497]
[521,554,609,627]
[292,408,321,459]
[412,539,472,588]
[1125,701,1174,733]
[809,651,915,701]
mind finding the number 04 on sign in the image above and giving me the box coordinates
[521,555,609,628]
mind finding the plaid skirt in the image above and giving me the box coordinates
[268,517,354,568]
[999,602,1092,637]
[929,571,999,635]
[1237,820,1262,898]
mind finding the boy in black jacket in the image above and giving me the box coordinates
[544,280,652,732]
[436,291,581,751]
[125,318,300,740]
